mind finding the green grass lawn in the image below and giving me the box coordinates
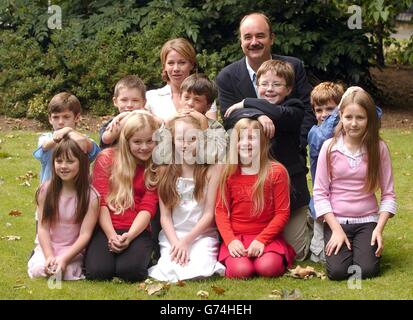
[0,128,412,300]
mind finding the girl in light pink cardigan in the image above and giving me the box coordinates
[313,88,396,281]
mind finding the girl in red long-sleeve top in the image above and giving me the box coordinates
[216,118,295,278]
[85,112,160,282]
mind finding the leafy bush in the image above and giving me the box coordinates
[385,36,413,65]
[0,0,381,117]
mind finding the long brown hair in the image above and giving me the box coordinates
[37,137,91,226]
[219,118,277,216]
[157,114,209,209]
[327,88,381,192]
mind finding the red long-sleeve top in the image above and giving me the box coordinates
[92,148,158,230]
[215,162,290,246]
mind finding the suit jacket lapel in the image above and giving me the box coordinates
[235,57,257,98]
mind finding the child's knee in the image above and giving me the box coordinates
[359,263,380,279]
[254,253,285,277]
[116,264,148,282]
[85,264,114,281]
[224,257,255,279]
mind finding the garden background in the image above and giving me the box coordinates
[0,0,412,300]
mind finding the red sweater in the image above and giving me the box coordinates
[92,148,158,230]
[215,162,290,246]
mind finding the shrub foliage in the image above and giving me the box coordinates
[1,0,401,119]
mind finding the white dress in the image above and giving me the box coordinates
[148,177,225,282]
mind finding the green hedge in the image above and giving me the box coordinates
[0,0,377,121]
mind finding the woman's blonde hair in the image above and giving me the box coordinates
[328,88,381,193]
[107,112,159,214]
[219,118,277,216]
[160,38,196,82]
[157,114,209,210]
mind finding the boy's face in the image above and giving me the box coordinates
[49,110,79,131]
[179,91,210,115]
[314,100,336,124]
[257,71,292,105]
[113,87,146,113]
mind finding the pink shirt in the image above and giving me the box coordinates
[313,135,396,220]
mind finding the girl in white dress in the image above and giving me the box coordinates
[148,113,225,282]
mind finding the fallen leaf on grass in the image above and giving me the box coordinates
[19,180,31,187]
[1,235,21,241]
[284,288,302,300]
[211,285,225,295]
[146,283,168,296]
[268,290,282,300]
[176,280,186,287]
[9,210,23,217]
[197,290,209,299]
[287,265,326,280]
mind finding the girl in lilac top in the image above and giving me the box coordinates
[313,88,396,280]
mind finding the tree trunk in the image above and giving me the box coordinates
[376,22,385,67]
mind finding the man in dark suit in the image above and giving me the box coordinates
[216,12,315,260]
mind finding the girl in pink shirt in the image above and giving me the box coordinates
[28,138,99,280]
[313,88,396,280]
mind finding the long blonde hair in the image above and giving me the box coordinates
[219,118,275,216]
[157,114,209,210]
[106,112,159,213]
[327,88,381,193]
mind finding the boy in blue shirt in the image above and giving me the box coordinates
[308,82,344,263]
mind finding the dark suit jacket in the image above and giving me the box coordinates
[225,98,310,210]
[216,55,316,152]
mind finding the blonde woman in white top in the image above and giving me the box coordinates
[146,38,217,122]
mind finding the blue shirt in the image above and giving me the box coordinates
[33,132,100,183]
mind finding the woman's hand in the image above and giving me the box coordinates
[246,240,265,257]
[325,228,351,256]
[228,239,246,258]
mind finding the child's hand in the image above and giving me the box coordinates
[371,227,384,257]
[246,240,265,257]
[228,239,246,258]
[224,100,244,118]
[107,112,131,133]
[68,131,89,153]
[45,256,57,275]
[179,109,208,130]
[337,86,364,110]
[54,256,68,275]
[325,229,351,256]
[53,127,72,143]
[108,234,124,253]
[115,232,131,252]
[170,239,190,266]
[257,115,275,139]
